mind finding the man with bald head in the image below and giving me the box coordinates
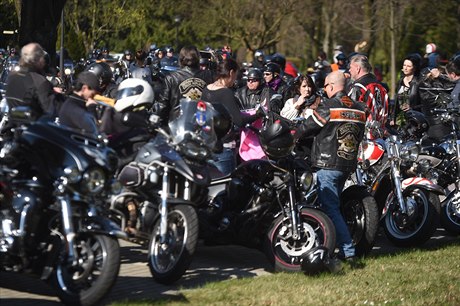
[5,42,63,119]
[297,71,366,265]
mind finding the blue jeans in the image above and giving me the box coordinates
[209,148,236,176]
[316,169,355,258]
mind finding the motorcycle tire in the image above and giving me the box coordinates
[264,207,336,273]
[383,188,440,247]
[440,190,460,236]
[148,204,198,285]
[340,188,379,256]
[51,234,121,306]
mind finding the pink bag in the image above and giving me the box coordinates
[239,109,267,161]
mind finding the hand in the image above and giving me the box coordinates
[428,68,440,78]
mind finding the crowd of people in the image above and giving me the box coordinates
[1,41,459,265]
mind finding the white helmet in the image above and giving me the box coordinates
[426,43,436,54]
[115,78,154,112]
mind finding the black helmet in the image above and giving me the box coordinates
[165,46,174,53]
[124,49,132,56]
[264,62,281,75]
[254,50,264,58]
[300,246,332,276]
[403,110,429,138]
[270,53,286,70]
[259,118,295,159]
[336,53,347,61]
[86,62,113,87]
[247,68,263,80]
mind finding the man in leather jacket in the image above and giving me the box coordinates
[5,43,63,119]
[235,68,273,110]
[155,45,214,125]
[297,71,366,263]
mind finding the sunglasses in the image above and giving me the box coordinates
[263,72,272,76]
[247,79,260,83]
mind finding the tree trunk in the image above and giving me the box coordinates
[18,0,66,68]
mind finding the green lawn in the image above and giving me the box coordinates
[112,240,460,306]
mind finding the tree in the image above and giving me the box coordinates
[18,0,66,67]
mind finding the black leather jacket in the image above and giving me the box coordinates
[297,92,366,172]
[392,75,422,122]
[5,67,63,118]
[235,85,273,110]
[156,66,213,123]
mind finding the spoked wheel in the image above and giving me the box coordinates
[384,188,440,247]
[440,189,460,235]
[264,208,336,272]
[51,234,120,306]
[341,187,379,256]
[148,204,198,285]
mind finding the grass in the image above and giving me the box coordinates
[111,240,460,306]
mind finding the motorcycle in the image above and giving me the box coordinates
[412,107,460,235]
[241,113,379,257]
[349,113,445,246]
[0,106,126,305]
[114,99,336,284]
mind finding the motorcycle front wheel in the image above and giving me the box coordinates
[341,188,379,256]
[440,189,460,235]
[264,207,336,273]
[384,188,440,247]
[51,234,121,306]
[148,204,198,285]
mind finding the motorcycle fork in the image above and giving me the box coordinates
[57,194,78,266]
[388,148,408,215]
[159,166,169,243]
[285,173,301,240]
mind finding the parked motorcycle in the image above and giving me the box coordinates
[0,107,125,305]
[350,112,445,246]
[412,107,460,235]
[115,99,336,284]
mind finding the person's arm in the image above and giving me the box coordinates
[280,98,300,120]
[296,101,330,139]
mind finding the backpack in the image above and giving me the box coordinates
[354,82,389,126]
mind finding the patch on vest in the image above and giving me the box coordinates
[179,77,207,100]
[336,123,360,160]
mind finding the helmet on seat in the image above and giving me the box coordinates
[115,78,154,112]
[403,110,429,138]
[259,118,295,159]
[85,62,113,88]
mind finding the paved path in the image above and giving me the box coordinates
[0,229,458,305]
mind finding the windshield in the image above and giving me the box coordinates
[168,98,217,150]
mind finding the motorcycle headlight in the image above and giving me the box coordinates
[63,167,81,183]
[64,68,72,75]
[299,171,313,191]
[82,168,106,194]
[400,141,419,162]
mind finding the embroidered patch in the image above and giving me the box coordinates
[336,123,360,160]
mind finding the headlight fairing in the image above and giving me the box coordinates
[399,141,419,162]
